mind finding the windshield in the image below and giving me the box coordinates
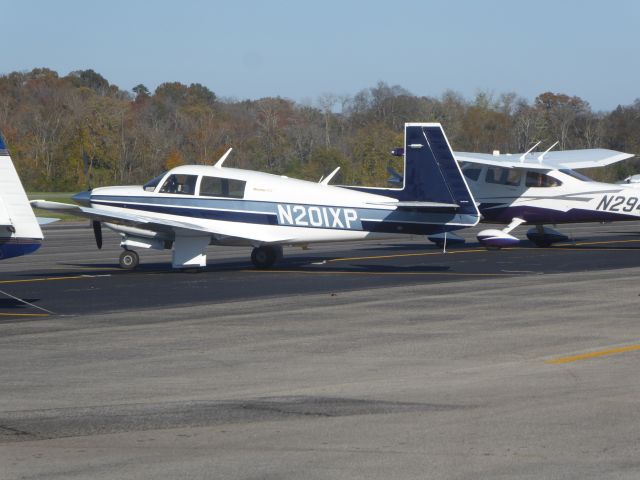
[559,169,594,182]
[143,172,168,192]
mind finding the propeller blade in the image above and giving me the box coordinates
[92,220,103,249]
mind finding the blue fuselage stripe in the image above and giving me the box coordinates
[92,195,476,234]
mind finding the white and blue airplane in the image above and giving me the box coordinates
[452,146,637,248]
[32,123,480,269]
[0,136,44,260]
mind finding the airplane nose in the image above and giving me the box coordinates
[72,190,92,206]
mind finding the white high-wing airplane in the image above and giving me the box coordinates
[452,145,637,248]
[0,137,44,260]
[32,123,480,269]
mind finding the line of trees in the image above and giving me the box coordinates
[0,68,638,191]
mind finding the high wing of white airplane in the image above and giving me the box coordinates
[0,136,44,260]
[32,123,480,270]
[452,146,637,248]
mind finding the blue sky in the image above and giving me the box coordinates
[3,0,639,111]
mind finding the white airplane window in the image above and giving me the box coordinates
[486,166,521,186]
[143,172,167,192]
[461,162,481,181]
[200,176,246,199]
[559,169,592,182]
[227,179,246,198]
[526,171,562,188]
[159,174,198,195]
[505,169,522,186]
[200,177,224,196]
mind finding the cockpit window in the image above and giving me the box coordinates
[526,171,562,188]
[143,172,167,192]
[559,169,593,182]
[159,174,198,195]
[485,166,522,186]
[461,162,482,182]
[200,176,246,199]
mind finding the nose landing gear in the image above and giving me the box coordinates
[119,249,139,270]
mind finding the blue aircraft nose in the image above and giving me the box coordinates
[72,190,92,206]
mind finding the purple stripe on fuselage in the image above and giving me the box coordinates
[479,204,639,224]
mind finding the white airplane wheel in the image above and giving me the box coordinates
[251,246,278,269]
[119,250,139,270]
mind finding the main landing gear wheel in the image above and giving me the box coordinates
[250,245,282,269]
[119,250,139,270]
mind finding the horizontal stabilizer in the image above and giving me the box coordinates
[37,217,60,225]
[368,200,459,211]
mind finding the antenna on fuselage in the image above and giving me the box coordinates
[214,148,233,168]
[537,141,559,163]
[320,166,340,185]
[519,141,541,162]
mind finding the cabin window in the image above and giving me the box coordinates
[460,162,482,181]
[485,166,522,186]
[559,169,592,182]
[143,172,167,192]
[526,171,561,188]
[159,174,198,195]
[200,176,246,199]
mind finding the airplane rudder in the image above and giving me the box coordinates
[403,123,454,204]
[415,124,477,217]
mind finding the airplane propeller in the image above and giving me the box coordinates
[83,151,103,249]
[92,220,103,249]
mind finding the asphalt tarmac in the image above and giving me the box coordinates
[1,221,640,317]
[1,221,640,479]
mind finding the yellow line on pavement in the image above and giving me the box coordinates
[0,312,50,317]
[0,275,87,285]
[327,238,640,263]
[546,344,640,364]
[244,269,512,277]
[327,248,488,263]
[569,239,640,247]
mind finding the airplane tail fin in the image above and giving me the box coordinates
[346,123,479,228]
[0,134,43,259]
[398,123,478,219]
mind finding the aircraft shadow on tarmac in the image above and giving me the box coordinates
[13,236,640,279]
[342,264,451,273]
[46,255,454,275]
[0,298,41,309]
[357,243,442,252]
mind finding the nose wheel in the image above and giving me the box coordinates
[119,249,139,270]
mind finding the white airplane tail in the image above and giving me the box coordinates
[0,136,43,260]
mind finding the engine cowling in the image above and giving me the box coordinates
[477,229,520,249]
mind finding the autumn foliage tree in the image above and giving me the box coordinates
[0,68,638,191]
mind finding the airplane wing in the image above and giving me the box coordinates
[455,149,634,170]
[30,200,293,244]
